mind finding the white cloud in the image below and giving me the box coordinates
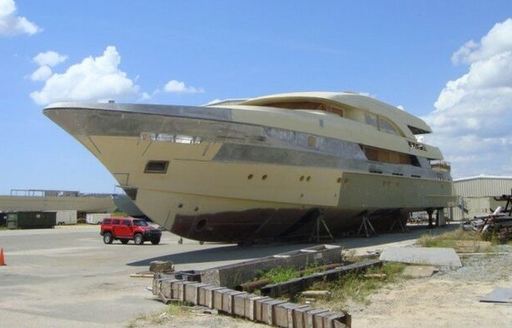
[30,65,52,81]
[30,46,139,105]
[0,0,40,36]
[29,51,67,82]
[164,79,204,94]
[424,18,512,178]
[33,51,67,67]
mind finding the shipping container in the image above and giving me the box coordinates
[6,211,56,229]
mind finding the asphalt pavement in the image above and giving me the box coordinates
[0,224,444,327]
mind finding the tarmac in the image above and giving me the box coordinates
[0,224,448,327]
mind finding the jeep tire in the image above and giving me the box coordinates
[103,232,113,244]
[151,238,160,245]
[134,233,144,245]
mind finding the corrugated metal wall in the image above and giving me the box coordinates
[454,177,512,197]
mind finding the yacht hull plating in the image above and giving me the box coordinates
[44,102,453,242]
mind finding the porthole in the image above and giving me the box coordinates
[262,174,268,180]
[248,174,253,180]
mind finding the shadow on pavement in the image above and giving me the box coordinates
[127,223,458,267]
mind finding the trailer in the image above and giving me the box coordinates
[86,212,109,224]
[53,210,78,225]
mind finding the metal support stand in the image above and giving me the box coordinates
[427,209,434,228]
[310,210,334,243]
[358,214,377,238]
[389,216,408,232]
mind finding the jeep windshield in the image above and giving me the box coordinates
[133,220,149,227]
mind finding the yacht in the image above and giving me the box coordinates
[44,92,454,242]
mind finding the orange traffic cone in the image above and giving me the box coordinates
[0,248,5,266]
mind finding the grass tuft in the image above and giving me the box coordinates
[304,262,405,309]
[417,228,494,251]
[260,267,301,284]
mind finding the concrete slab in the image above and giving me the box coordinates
[480,288,512,303]
[380,247,462,268]
[402,265,439,278]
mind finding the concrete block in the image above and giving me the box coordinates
[274,302,303,328]
[160,280,173,300]
[252,296,272,322]
[177,281,195,301]
[305,309,329,328]
[212,288,231,311]
[184,283,208,304]
[315,311,336,328]
[326,313,349,328]
[261,299,286,325]
[222,290,245,314]
[274,302,293,327]
[379,247,462,268]
[200,244,342,288]
[293,305,313,328]
[233,292,249,317]
[198,285,223,307]
[170,280,181,299]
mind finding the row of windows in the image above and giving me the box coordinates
[364,113,401,136]
[260,100,402,136]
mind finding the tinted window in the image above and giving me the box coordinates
[103,219,111,224]
[144,161,169,174]
[122,220,131,226]
[133,220,149,227]
[112,219,120,225]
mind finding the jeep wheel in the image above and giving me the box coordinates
[134,233,144,245]
[151,238,160,245]
[121,239,129,244]
[103,232,113,244]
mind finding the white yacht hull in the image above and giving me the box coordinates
[44,102,454,242]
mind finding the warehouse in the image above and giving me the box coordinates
[451,176,512,220]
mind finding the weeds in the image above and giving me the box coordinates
[305,263,405,309]
[260,267,301,284]
[126,302,189,327]
[418,229,482,246]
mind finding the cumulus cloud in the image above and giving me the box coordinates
[29,50,67,81]
[30,65,52,81]
[30,46,139,105]
[164,79,204,94]
[33,51,67,67]
[0,0,40,36]
[424,18,512,178]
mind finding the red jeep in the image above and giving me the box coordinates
[100,217,162,245]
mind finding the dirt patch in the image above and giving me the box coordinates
[352,247,512,328]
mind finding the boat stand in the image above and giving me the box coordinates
[389,215,408,232]
[310,210,335,243]
[358,213,377,238]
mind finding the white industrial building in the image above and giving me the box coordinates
[451,176,512,220]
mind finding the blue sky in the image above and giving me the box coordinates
[1,0,512,194]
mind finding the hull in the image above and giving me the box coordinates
[44,102,454,242]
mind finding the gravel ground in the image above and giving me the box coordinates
[352,245,512,328]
